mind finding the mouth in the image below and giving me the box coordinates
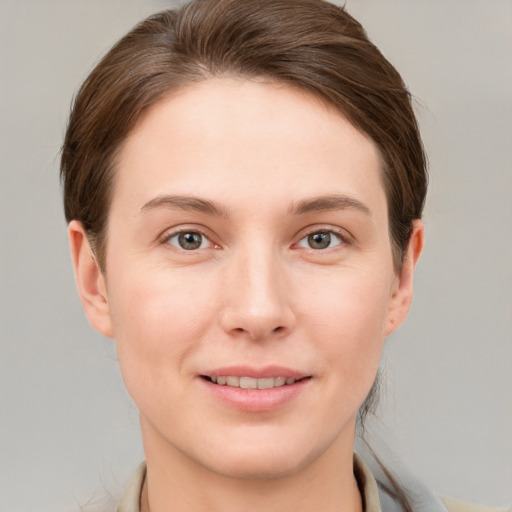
[201,375,311,389]
[200,369,312,411]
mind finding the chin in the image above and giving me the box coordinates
[205,447,319,481]
[195,427,341,481]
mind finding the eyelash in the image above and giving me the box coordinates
[296,229,346,251]
[161,228,217,251]
[160,226,350,252]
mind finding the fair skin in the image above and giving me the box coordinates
[69,79,423,512]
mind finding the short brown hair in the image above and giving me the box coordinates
[61,0,427,271]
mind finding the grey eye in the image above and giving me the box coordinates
[168,231,207,250]
[298,230,342,250]
[308,232,331,249]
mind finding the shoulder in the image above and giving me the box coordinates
[441,496,512,512]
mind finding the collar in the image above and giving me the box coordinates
[116,454,382,512]
[116,461,146,512]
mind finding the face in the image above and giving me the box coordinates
[71,78,420,479]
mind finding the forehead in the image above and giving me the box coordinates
[113,78,386,218]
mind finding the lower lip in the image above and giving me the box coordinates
[201,378,310,412]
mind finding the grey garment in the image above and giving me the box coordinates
[116,456,510,512]
[377,479,448,512]
[359,449,449,512]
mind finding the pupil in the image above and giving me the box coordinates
[309,232,330,249]
[179,232,202,249]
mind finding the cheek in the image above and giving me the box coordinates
[297,265,391,385]
[298,262,392,336]
[106,268,215,395]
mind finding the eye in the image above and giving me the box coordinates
[297,230,343,250]
[166,231,211,250]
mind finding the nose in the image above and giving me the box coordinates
[219,244,295,341]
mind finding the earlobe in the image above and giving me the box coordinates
[385,220,424,337]
[68,220,114,338]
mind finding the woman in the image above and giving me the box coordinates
[60,1,508,511]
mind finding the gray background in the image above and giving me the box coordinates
[1,1,510,511]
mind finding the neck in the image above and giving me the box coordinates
[140,419,363,512]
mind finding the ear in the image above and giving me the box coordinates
[68,220,114,338]
[384,220,424,337]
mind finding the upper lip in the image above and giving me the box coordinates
[201,365,310,379]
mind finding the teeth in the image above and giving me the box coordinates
[274,376,286,387]
[226,376,240,387]
[209,376,298,389]
[240,377,258,389]
[257,377,275,389]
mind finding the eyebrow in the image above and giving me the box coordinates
[140,195,228,216]
[140,193,371,218]
[289,194,371,216]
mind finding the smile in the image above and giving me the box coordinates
[201,371,311,411]
[205,376,304,389]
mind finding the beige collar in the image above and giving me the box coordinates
[116,454,382,512]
